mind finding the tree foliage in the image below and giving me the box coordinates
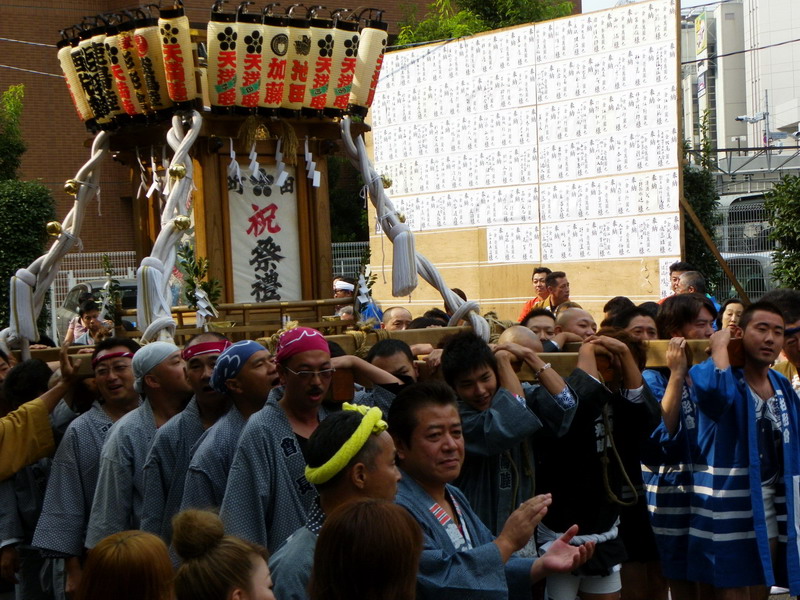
[0,85,56,331]
[765,175,800,289]
[682,111,722,294]
[176,241,222,310]
[457,0,575,30]
[0,180,56,329]
[0,85,25,181]
[328,156,368,242]
[398,0,573,45]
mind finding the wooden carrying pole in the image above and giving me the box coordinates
[679,195,751,304]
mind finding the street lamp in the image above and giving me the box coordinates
[735,112,767,124]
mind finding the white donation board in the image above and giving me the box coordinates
[370,0,681,293]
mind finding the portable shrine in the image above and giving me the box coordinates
[5,1,486,353]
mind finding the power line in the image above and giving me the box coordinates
[0,64,62,78]
[0,37,54,48]
[681,36,800,65]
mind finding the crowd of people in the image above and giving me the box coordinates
[0,260,799,600]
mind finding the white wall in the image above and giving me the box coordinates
[744,0,800,140]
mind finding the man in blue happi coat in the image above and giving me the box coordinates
[85,342,192,548]
[689,301,800,598]
[389,380,595,600]
[140,333,232,543]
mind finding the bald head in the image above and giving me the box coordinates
[497,325,544,353]
[382,307,413,331]
[556,308,597,340]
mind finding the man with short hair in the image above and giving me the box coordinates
[675,271,706,295]
[521,308,556,341]
[441,330,579,538]
[517,267,553,322]
[33,338,141,596]
[545,271,571,312]
[389,381,593,599]
[761,289,800,394]
[382,306,413,331]
[668,261,696,294]
[642,293,717,599]
[655,293,716,341]
[613,306,659,341]
[86,341,192,548]
[269,405,401,600]
[140,333,232,542]
[366,339,418,383]
[180,339,276,512]
[220,327,402,552]
[555,308,597,340]
[688,302,800,597]
[520,309,582,351]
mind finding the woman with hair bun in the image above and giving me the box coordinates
[74,530,173,600]
[309,499,423,600]
[173,509,274,600]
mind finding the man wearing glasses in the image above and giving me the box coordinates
[221,326,403,552]
[32,337,141,597]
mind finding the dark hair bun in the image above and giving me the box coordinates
[172,510,224,560]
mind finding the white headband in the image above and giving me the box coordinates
[334,281,355,292]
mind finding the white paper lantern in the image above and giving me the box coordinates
[134,12,175,114]
[324,11,359,116]
[259,7,288,116]
[158,2,198,108]
[117,16,151,116]
[206,1,238,113]
[279,7,311,116]
[235,3,264,113]
[302,11,334,115]
[349,10,388,117]
[56,35,95,126]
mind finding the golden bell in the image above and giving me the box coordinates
[397,212,406,224]
[46,221,63,237]
[64,179,80,196]
[381,174,392,189]
[168,163,187,179]
[173,215,192,231]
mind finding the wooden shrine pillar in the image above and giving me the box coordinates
[114,117,362,305]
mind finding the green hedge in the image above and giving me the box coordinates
[0,179,56,329]
[765,175,800,289]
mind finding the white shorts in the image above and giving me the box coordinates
[762,484,778,539]
[546,568,622,599]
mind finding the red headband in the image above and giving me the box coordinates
[92,351,134,369]
[182,340,232,361]
[275,327,329,363]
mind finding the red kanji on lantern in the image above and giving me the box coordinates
[241,54,262,107]
[162,43,188,101]
[291,60,308,82]
[288,84,305,103]
[110,64,136,114]
[219,50,236,68]
[247,203,281,236]
[266,58,286,80]
[365,53,384,108]
[264,81,284,105]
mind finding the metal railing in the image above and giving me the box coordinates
[48,251,138,340]
[712,201,775,301]
[332,241,369,279]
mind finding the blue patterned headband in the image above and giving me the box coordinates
[210,340,267,394]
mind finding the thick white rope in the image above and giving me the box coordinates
[136,110,202,343]
[339,118,490,341]
[3,131,111,359]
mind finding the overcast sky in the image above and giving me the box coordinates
[582,0,712,13]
